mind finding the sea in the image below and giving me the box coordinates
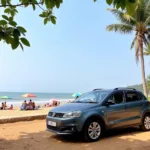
[0,92,74,106]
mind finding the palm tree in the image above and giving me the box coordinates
[106,0,150,97]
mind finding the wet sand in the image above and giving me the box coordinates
[0,120,150,150]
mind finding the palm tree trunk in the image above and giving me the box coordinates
[140,39,148,97]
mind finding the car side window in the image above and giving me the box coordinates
[126,91,140,102]
[109,91,124,104]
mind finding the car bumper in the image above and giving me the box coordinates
[46,116,81,135]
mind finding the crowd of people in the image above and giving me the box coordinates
[20,99,39,110]
[0,96,80,111]
[0,102,13,110]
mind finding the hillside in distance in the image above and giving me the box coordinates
[127,84,143,92]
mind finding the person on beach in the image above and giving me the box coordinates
[7,105,13,110]
[20,100,27,110]
[26,101,33,110]
[32,101,35,109]
[4,102,7,110]
[29,99,32,105]
[0,102,4,110]
[76,96,79,99]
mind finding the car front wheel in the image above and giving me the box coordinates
[83,119,102,142]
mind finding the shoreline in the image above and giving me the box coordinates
[2,98,73,107]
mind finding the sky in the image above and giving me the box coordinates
[0,0,149,93]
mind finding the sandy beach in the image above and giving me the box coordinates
[0,120,150,150]
[0,107,51,119]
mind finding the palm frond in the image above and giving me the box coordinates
[107,8,136,25]
[106,24,134,34]
[147,34,150,41]
[144,0,150,18]
[143,35,148,45]
[144,43,150,55]
[135,0,146,22]
[144,16,150,26]
[130,37,136,50]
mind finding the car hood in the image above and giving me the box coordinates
[50,103,98,113]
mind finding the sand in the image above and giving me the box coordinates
[0,120,150,150]
[0,107,51,119]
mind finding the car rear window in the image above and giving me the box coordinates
[138,92,147,100]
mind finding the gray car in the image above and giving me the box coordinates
[46,88,150,142]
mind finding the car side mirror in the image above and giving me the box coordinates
[106,99,115,106]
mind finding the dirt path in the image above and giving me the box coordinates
[0,120,150,150]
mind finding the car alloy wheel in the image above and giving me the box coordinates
[87,121,101,140]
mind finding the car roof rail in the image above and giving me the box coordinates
[93,88,103,91]
[114,87,136,90]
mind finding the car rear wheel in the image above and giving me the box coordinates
[83,119,103,142]
[140,114,150,131]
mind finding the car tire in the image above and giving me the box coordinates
[82,119,103,142]
[140,114,150,131]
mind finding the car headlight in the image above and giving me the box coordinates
[63,111,82,118]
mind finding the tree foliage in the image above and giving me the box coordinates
[106,0,150,97]
[0,0,141,50]
[0,0,63,50]
[105,0,138,14]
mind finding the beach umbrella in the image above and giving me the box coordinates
[72,92,82,98]
[22,93,36,98]
[0,96,12,102]
[0,96,12,99]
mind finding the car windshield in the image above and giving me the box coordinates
[73,90,111,103]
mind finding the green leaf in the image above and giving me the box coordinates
[9,17,13,21]
[20,38,30,47]
[11,38,19,50]
[4,8,11,13]
[45,0,51,9]
[39,12,47,18]
[22,0,29,4]
[56,1,60,8]
[6,37,13,44]
[17,26,27,33]
[32,4,36,10]
[1,0,6,5]
[9,21,17,27]
[0,20,7,25]
[126,0,137,15]
[13,29,21,37]
[50,16,56,24]
[106,0,113,5]
[44,18,48,25]
[2,15,9,21]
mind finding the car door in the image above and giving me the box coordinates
[103,90,127,128]
[124,90,144,125]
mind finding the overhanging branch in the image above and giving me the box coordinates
[0,2,42,7]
